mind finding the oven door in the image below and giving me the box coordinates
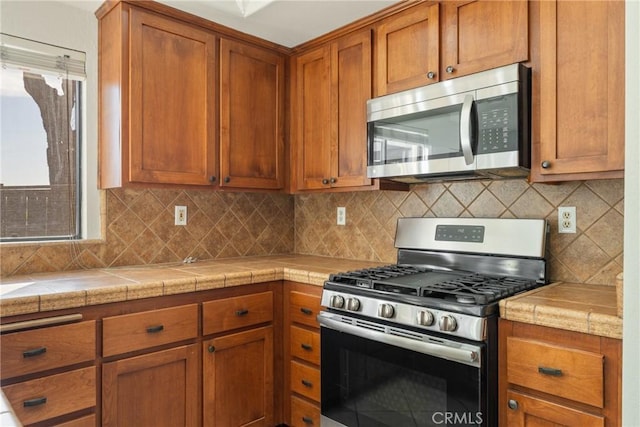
[318,311,489,427]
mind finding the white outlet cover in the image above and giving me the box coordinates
[337,207,346,226]
[175,206,187,226]
[558,206,576,233]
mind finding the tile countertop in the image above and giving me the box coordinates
[0,254,385,318]
[499,281,622,340]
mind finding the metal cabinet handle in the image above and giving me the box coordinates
[322,178,329,185]
[23,397,47,408]
[235,309,249,317]
[427,71,436,79]
[538,366,563,377]
[301,379,313,388]
[541,160,551,169]
[508,399,518,410]
[300,307,313,315]
[224,176,231,183]
[146,325,164,333]
[330,177,337,184]
[302,416,314,425]
[301,343,313,351]
[209,176,217,183]
[208,345,216,353]
[446,65,455,74]
[23,347,47,358]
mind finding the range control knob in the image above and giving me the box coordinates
[346,297,361,312]
[416,310,435,326]
[438,315,458,332]
[378,303,395,318]
[330,295,345,309]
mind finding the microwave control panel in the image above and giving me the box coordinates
[477,95,518,154]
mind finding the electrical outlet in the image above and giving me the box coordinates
[337,207,346,226]
[175,206,187,226]
[558,206,576,233]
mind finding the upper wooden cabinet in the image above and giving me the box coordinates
[99,4,217,188]
[292,29,374,191]
[530,0,625,181]
[219,38,285,189]
[374,0,528,96]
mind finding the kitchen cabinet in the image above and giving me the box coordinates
[101,304,200,427]
[374,0,528,96]
[202,291,275,426]
[283,282,323,426]
[98,4,217,187]
[0,319,96,426]
[499,319,621,426]
[291,29,374,191]
[219,38,286,189]
[530,0,625,181]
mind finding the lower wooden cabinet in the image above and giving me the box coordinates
[290,395,321,427]
[203,326,274,427]
[102,344,199,427]
[499,319,621,427]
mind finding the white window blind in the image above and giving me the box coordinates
[0,33,86,79]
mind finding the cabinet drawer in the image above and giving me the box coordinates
[291,360,320,402]
[1,321,95,380]
[103,304,198,357]
[506,337,604,407]
[290,325,320,365]
[56,414,97,427]
[290,291,321,328]
[203,291,273,335]
[291,395,320,427]
[2,366,96,426]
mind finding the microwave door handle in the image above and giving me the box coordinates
[460,94,474,165]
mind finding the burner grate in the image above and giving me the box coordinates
[420,274,536,304]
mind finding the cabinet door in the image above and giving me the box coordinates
[441,0,528,79]
[294,45,332,190]
[331,29,374,189]
[102,344,199,427]
[374,3,439,96]
[129,8,217,185]
[506,390,604,427]
[203,326,274,427]
[219,38,285,189]
[533,0,624,180]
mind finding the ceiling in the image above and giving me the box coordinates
[64,0,399,48]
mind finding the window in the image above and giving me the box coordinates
[0,33,85,241]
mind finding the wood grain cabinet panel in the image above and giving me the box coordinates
[1,321,95,380]
[203,326,274,427]
[102,304,198,357]
[202,291,273,335]
[506,390,604,427]
[531,0,625,180]
[290,325,320,365]
[290,360,320,403]
[219,38,285,189]
[289,291,322,328]
[2,366,96,426]
[102,344,199,427]
[290,395,321,427]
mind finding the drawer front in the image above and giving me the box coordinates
[507,337,604,407]
[291,360,320,402]
[203,291,273,335]
[2,366,96,426]
[290,395,320,427]
[289,291,321,328]
[56,414,97,427]
[290,326,320,365]
[103,304,198,357]
[1,321,95,380]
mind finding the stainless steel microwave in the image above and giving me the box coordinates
[367,63,531,183]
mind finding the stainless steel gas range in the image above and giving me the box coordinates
[318,217,549,427]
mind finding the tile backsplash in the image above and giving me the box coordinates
[0,179,624,286]
[295,179,624,286]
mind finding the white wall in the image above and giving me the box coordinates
[0,0,101,239]
[623,0,640,425]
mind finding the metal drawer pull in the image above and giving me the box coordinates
[146,325,164,334]
[300,307,313,315]
[538,366,563,377]
[236,309,249,316]
[301,379,313,388]
[302,416,314,424]
[301,343,313,351]
[508,399,518,410]
[23,397,47,407]
[23,347,47,358]
[208,345,216,353]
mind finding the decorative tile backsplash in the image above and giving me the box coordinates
[0,179,624,286]
[295,179,624,286]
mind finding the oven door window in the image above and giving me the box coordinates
[321,327,485,427]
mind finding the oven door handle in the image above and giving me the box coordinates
[318,312,481,368]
